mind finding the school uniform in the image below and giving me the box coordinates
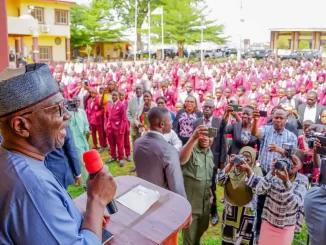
[86,96,106,148]
[105,100,127,160]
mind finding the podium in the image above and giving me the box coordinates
[74,176,192,244]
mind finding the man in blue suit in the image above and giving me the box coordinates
[45,125,82,189]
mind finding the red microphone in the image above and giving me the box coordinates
[83,149,118,215]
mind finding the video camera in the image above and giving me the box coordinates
[234,155,247,165]
[274,143,294,172]
[306,131,325,149]
[65,100,77,111]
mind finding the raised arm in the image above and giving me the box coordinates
[251,109,262,138]
[179,125,208,165]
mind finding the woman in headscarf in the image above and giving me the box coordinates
[217,146,263,245]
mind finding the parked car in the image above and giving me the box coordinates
[189,49,223,59]
[301,49,321,60]
[241,50,255,59]
[280,51,303,60]
[142,50,156,58]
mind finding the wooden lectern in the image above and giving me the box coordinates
[74,176,192,245]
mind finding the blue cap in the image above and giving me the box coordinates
[0,63,59,118]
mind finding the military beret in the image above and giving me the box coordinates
[0,63,59,118]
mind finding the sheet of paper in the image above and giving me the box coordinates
[117,185,160,215]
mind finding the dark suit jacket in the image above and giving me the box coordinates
[193,117,227,168]
[45,126,81,189]
[280,97,300,110]
[225,122,259,155]
[298,103,324,125]
[133,132,186,198]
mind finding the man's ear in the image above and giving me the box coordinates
[10,116,31,138]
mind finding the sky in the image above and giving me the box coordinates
[76,0,326,43]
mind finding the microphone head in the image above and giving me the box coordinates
[83,150,103,174]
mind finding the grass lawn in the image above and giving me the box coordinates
[68,147,308,245]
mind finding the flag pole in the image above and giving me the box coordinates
[161,6,164,61]
[148,0,151,62]
[134,0,137,62]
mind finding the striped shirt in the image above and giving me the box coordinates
[247,172,308,229]
[258,125,297,173]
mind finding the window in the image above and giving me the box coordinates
[31,7,44,23]
[39,47,52,60]
[55,10,69,25]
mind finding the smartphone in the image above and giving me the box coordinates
[316,135,326,155]
[102,228,114,244]
[84,81,89,86]
[259,110,267,117]
[231,105,242,112]
[208,127,217,137]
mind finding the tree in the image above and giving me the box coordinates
[299,40,310,50]
[277,36,289,49]
[70,0,125,48]
[112,0,204,52]
[150,0,226,57]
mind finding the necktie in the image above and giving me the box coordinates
[137,97,140,106]
[204,119,209,125]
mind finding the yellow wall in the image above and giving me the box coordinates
[78,42,130,58]
[6,0,20,17]
[8,36,66,61]
[279,35,292,39]
[38,36,66,61]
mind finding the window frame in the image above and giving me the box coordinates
[31,7,45,24]
[39,46,53,61]
[54,9,69,25]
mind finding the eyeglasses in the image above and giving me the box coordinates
[20,101,67,118]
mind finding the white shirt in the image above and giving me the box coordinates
[163,131,182,151]
[142,130,182,151]
[303,104,317,123]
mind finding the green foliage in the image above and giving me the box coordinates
[111,0,207,51]
[299,40,310,50]
[70,0,125,48]
[277,36,290,49]
[150,0,226,57]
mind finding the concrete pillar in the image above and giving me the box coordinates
[315,32,321,50]
[65,37,70,61]
[270,32,274,49]
[20,36,25,56]
[0,0,9,72]
[15,39,20,55]
[294,32,299,50]
[312,32,316,50]
[32,36,39,63]
[15,39,20,67]
[274,31,279,58]
[291,32,295,52]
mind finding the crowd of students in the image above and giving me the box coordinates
[49,56,326,245]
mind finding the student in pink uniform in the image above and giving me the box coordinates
[86,89,106,152]
[104,90,128,167]
[118,90,131,163]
